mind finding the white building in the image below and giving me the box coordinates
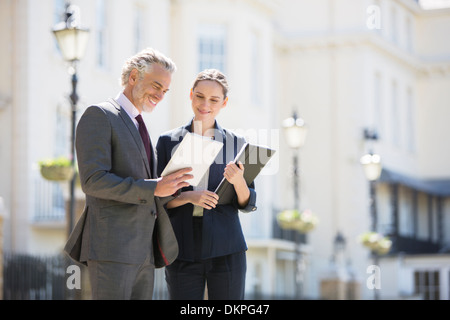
[0,0,449,300]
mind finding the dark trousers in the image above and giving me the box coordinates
[87,255,155,300]
[165,218,246,300]
[165,251,246,300]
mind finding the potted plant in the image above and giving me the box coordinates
[38,156,74,182]
[277,209,319,233]
[358,231,392,255]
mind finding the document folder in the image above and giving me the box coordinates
[161,132,224,187]
[214,143,276,205]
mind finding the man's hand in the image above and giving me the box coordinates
[154,167,193,197]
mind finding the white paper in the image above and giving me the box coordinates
[160,132,224,186]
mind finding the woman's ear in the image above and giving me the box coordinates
[190,88,193,100]
[222,96,229,108]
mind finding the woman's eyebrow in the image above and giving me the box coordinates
[195,91,221,99]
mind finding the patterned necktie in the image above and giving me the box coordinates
[135,114,152,167]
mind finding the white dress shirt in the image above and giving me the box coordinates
[192,168,210,217]
[115,92,140,130]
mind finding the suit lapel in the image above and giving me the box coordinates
[108,98,152,178]
[149,138,157,178]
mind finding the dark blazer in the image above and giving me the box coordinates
[156,119,257,262]
[64,98,178,268]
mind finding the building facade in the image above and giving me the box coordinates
[0,0,450,300]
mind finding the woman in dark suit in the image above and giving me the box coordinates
[156,69,257,300]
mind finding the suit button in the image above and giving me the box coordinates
[139,199,147,204]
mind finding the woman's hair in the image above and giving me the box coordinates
[192,69,229,99]
[120,47,177,87]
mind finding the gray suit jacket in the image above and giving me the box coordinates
[64,98,178,268]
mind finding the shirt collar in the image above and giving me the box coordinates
[115,92,140,127]
[184,118,225,141]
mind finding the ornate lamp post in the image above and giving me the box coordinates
[278,111,310,299]
[52,2,89,238]
[282,112,307,210]
[333,231,346,261]
[360,129,382,300]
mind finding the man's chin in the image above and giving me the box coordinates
[142,105,156,113]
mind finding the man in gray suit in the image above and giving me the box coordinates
[64,48,193,300]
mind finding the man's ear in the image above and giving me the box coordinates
[190,88,193,100]
[129,69,139,85]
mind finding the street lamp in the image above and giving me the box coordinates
[360,153,382,183]
[360,128,382,232]
[282,111,307,209]
[53,4,90,63]
[360,129,382,300]
[52,2,89,237]
[333,231,346,256]
[281,111,308,299]
[282,112,308,150]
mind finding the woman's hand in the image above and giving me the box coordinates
[187,190,219,210]
[223,161,245,185]
[166,190,219,210]
[223,161,250,208]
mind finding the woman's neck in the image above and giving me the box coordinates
[192,118,215,137]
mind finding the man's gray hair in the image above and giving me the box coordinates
[120,48,177,87]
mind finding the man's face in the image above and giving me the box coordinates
[128,64,172,113]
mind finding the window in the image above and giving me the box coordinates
[417,192,429,240]
[250,31,262,107]
[391,80,400,147]
[96,0,107,69]
[33,177,65,222]
[405,16,413,52]
[374,72,383,139]
[414,270,440,300]
[197,24,227,73]
[53,0,66,24]
[53,0,66,52]
[390,6,398,44]
[405,87,415,153]
[134,5,146,53]
[399,186,414,237]
[54,102,68,157]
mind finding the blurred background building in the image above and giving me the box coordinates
[0,0,449,300]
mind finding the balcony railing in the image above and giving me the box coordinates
[388,234,441,255]
[272,208,306,244]
[33,177,65,223]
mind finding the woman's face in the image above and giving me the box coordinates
[190,80,228,123]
